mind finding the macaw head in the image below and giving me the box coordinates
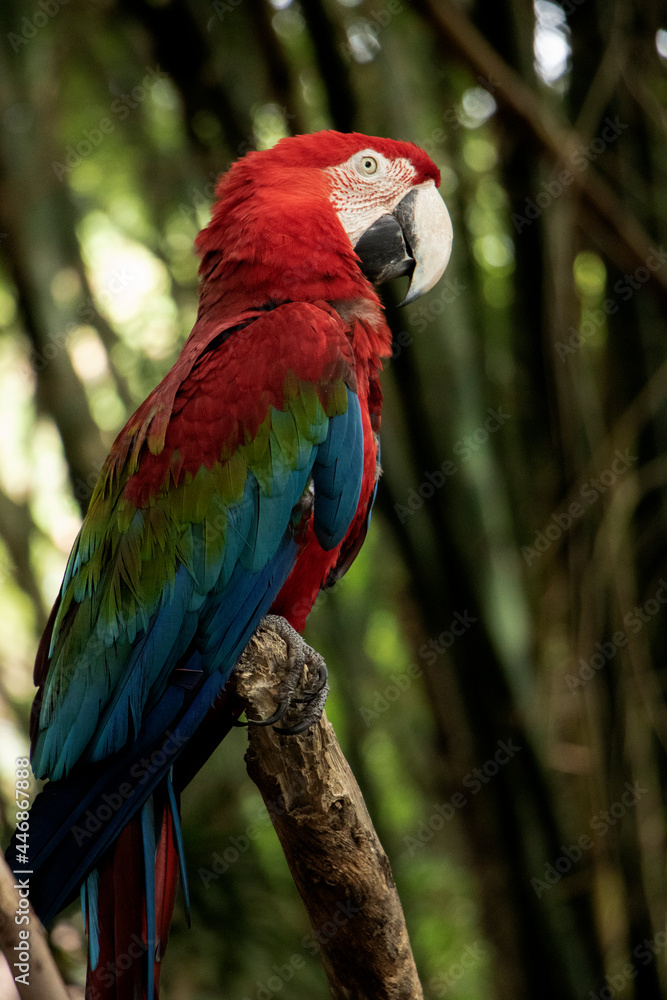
[197,130,452,310]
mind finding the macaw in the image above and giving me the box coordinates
[7,131,452,998]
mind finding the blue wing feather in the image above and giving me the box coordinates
[312,390,364,549]
[19,346,366,928]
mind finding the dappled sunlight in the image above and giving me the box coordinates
[656,28,667,58]
[0,2,664,997]
[29,421,81,557]
[80,211,179,360]
[0,340,34,502]
[68,326,109,382]
[534,0,571,87]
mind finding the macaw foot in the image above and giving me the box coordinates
[248,614,329,735]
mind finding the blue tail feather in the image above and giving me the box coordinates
[81,869,100,970]
[166,769,190,926]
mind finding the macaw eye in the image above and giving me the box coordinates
[359,156,378,175]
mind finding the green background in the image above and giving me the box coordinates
[0,0,666,997]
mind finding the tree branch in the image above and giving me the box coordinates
[230,625,424,1000]
[414,0,667,298]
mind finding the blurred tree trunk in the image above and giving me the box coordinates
[1,0,666,996]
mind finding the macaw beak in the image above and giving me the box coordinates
[353,180,453,306]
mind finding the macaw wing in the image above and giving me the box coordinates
[31,302,364,782]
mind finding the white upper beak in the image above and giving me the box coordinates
[396,180,453,305]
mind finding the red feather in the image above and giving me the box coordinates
[86,799,180,1000]
[26,132,446,998]
[87,816,145,1000]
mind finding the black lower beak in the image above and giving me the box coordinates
[352,183,453,305]
[353,212,415,286]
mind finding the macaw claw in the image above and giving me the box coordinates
[247,615,330,734]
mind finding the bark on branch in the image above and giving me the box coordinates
[230,625,423,1000]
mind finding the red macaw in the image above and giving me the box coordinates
[8,131,452,998]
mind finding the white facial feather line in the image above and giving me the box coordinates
[325,153,417,246]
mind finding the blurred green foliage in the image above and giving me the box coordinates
[0,0,666,998]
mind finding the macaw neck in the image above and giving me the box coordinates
[195,267,393,370]
[195,254,393,366]
[196,253,375,317]
[195,169,388,336]
[329,296,393,366]
[194,174,394,368]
